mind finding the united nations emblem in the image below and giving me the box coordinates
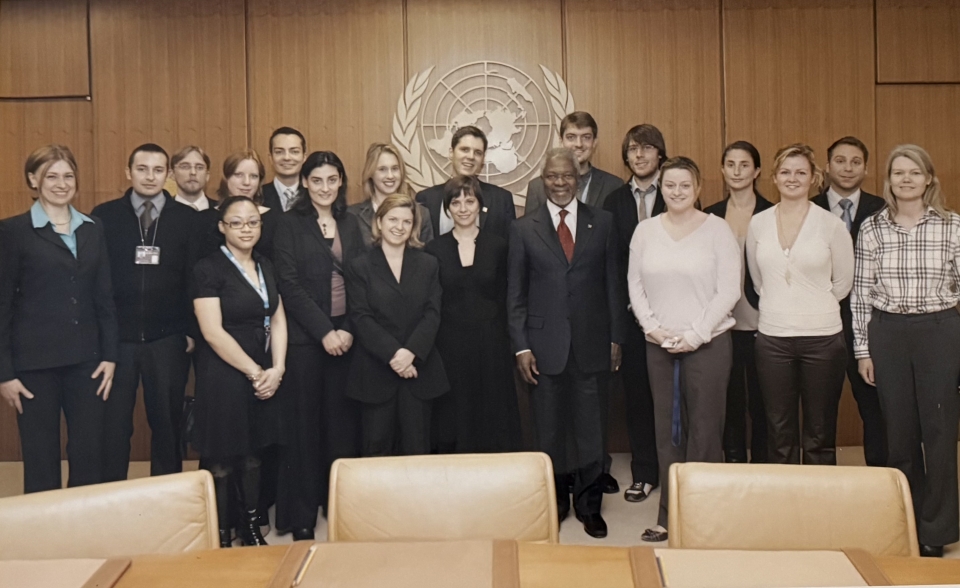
[392,61,575,200]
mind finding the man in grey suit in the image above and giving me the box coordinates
[523,112,624,216]
[508,148,626,539]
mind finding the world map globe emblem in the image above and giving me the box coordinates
[393,62,575,199]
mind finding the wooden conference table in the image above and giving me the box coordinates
[115,543,960,587]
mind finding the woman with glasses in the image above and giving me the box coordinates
[193,196,288,547]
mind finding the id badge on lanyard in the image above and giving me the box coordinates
[135,212,161,265]
[220,246,272,352]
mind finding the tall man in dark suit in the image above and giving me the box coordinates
[524,111,624,215]
[93,144,197,480]
[508,147,626,539]
[416,125,516,240]
[602,124,667,504]
[261,127,306,212]
[813,136,887,467]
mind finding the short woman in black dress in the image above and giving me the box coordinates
[193,196,288,547]
[273,152,364,540]
[425,175,521,453]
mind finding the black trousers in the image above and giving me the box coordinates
[722,330,767,463]
[870,308,960,547]
[276,342,360,530]
[841,306,887,467]
[647,333,731,528]
[17,361,106,493]
[755,332,846,465]
[102,334,190,481]
[532,349,604,517]
[361,391,432,457]
[620,342,659,485]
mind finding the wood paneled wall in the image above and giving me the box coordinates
[2,0,959,460]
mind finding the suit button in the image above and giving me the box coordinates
[70,297,77,304]
[71,319,79,325]
[70,276,76,283]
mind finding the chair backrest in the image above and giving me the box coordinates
[327,452,558,543]
[667,463,919,557]
[0,470,219,559]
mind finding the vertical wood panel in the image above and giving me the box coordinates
[89,0,247,204]
[0,0,90,98]
[877,0,960,83]
[246,0,405,204]
[565,0,724,204]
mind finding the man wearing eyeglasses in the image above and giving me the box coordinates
[172,146,214,211]
[92,143,199,482]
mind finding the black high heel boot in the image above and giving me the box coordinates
[238,508,269,546]
[211,467,233,548]
[236,457,268,546]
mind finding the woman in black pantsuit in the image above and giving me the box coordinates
[345,194,449,456]
[0,145,118,494]
[193,196,288,548]
[273,152,364,540]
[424,175,521,453]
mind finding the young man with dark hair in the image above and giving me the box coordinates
[524,111,623,215]
[813,135,887,467]
[93,143,199,481]
[415,125,516,241]
[262,127,307,212]
[602,124,668,503]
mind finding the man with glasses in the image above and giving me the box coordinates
[171,146,214,211]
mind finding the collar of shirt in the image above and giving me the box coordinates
[630,172,659,199]
[30,200,92,235]
[577,167,594,202]
[274,178,299,211]
[878,206,939,232]
[827,186,861,216]
[545,197,578,240]
[130,191,166,215]
[175,193,210,211]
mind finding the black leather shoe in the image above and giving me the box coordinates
[920,544,944,558]
[558,503,570,524]
[641,527,668,542]
[576,513,608,538]
[624,482,657,503]
[292,527,315,541]
[599,473,620,494]
[239,510,269,546]
[219,529,233,548]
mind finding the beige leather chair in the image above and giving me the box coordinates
[328,452,558,543]
[0,470,219,559]
[668,462,919,556]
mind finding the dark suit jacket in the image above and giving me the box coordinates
[261,182,283,212]
[345,247,449,403]
[704,193,775,311]
[346,198,435,248]
[507,201,626,375]
[0,212,119,380]
[523,166,624,216]
[602,182,666,344]
[273,210,365,346]
[416,180,516,241]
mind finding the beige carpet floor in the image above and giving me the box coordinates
[1,449,957,557]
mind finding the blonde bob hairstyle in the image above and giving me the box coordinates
[361,143,411,201]
[24,144,79,198]
[371,193,424,249]
[771,143,824,196]
[882,144,948,219]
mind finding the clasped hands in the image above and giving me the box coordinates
[390,348,418,379]
[321,330,354,356]
[248,366,284,400]
[649,328,698,354]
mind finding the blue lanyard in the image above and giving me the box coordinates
[220,246,271,338]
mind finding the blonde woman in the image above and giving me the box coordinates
[746,144,853,465]
[348,142,433,247]
[852,145,960,558]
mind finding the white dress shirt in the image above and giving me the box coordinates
[827,186,861,221]
[175,193,211,211]
[545,197,578,241]
[630,172,660,219]
[274,178,298,212]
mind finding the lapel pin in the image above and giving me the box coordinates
[482,206,488,213]
[588,224,593,229]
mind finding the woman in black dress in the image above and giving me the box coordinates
[425,175,521,453]
[345,194,449,456]
[0,145,118,494]
[273,152,364,540]
[193,196,288,547]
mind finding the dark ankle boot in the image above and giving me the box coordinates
[238,508,268,546]
[219,528,233,548]
[212,468,233,548]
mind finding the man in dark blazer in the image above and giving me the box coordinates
[415,125,516,241]
[814,136,887,467]
[508,147,626,539]
[261,127,306,212]
[601,124,667,505]
[523,111,624,216]
[93,144,198,482]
